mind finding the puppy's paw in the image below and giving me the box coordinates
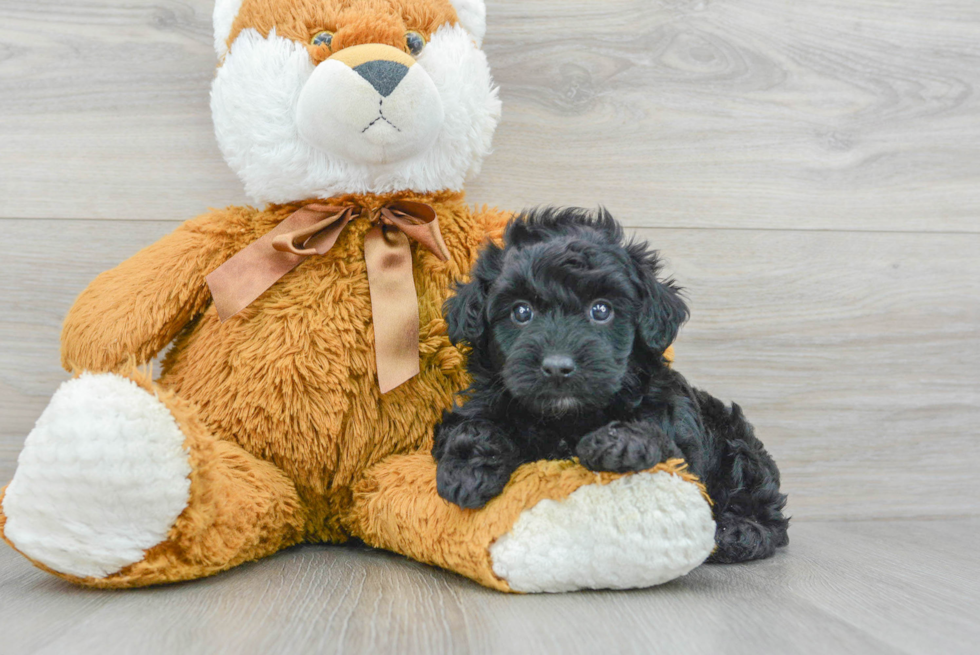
[708,513,789,564]
[436,457,514,509]
[434,421,519,509]
[576,422,673,473]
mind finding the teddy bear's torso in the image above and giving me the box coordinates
[156,191,506,540]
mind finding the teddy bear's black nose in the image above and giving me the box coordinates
[353,60,409,97]
[541,355,577,380]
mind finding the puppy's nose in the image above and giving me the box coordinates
[541,355,576,379]
[353,60,409,97]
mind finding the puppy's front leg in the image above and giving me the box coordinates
[576,421,684,473]
[434,420,521,509]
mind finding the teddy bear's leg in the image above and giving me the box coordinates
[0,370,306,588]
[349,453,716,593]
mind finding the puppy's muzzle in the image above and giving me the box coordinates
[541,354,576,381]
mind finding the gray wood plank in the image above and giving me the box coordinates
[1,219,978,520]
[787,520,980,654]
[0,520,977,655]
[647,226,980,521]
[1,1,979,231]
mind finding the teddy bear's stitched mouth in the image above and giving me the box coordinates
[361,113,401,134]
[361,99,402,134]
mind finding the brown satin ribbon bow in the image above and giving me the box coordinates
[206,200,451,394]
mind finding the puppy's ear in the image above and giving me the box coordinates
[444,279,488,346]
[444,242,503,347]
[628,243,689,355]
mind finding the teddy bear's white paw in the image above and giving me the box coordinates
[2,373,191,578]
[489,470,716,593]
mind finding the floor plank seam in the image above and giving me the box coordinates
[3,215,980,238]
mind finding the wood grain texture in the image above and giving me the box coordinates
[1,0,978,230]
[1,220,977,520]
[0,520,977,655]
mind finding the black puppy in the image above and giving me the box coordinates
[433,207,789,564]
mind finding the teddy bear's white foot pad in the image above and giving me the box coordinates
[2,373,191,578]
[490,470,716,593]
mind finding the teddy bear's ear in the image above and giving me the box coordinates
[213,0,245,59]
[449,0,487,46]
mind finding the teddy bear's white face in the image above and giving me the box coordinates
[294,43,445,166]
[211,0,500,204]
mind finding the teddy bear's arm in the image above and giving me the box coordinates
[61,210,237,373]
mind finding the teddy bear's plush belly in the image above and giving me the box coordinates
[157,234,465,539]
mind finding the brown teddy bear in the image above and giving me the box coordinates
[0,0,715,593]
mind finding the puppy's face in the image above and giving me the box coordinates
[487,238,640,415]
[446,209,689,418]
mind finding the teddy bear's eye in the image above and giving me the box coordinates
[406,31,426,57]
[311,31,334,48]
[512,302,534,325]
[590,301,614,323]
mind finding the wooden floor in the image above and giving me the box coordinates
[1,0,979,652]
[1,520,977,655]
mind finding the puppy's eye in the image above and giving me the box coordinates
[590,301,614,323]
[406,31,426,56]
[311,31,334,48]
[512,302,534,325]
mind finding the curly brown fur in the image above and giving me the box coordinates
[433,207,789,563]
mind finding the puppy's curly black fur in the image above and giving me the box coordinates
[433,207,789,564]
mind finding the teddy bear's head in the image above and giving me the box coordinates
[212,0,501,204]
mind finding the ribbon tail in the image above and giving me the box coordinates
[364,224,421,394]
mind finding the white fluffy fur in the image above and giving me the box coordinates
[490,471,717,593]
[213,0,245,58]
[2,374,192,579]
[448,0,487,46]
[211,23,501,204]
